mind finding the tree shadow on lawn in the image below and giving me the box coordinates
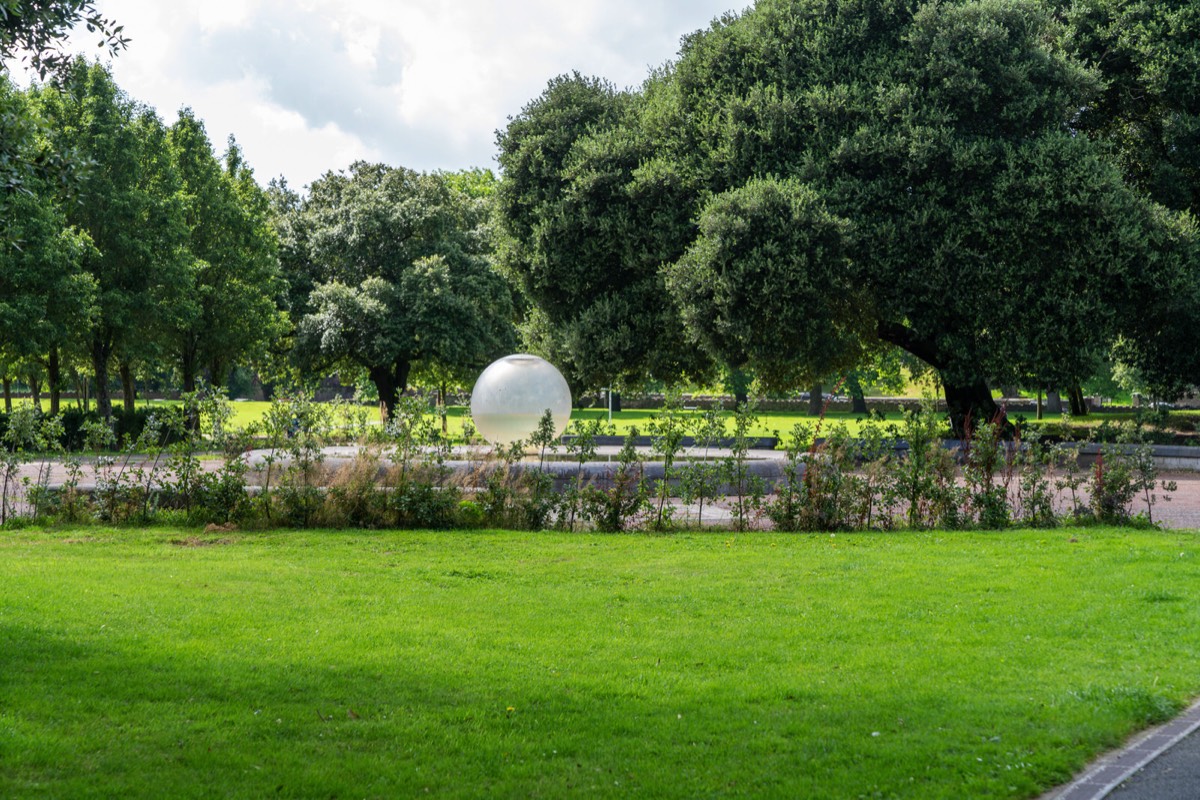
[0,619,1170,799]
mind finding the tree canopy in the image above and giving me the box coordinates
[499,0,1200,432]
[495,72,712,392]
[287,162,516,416]
[33,60,191,417]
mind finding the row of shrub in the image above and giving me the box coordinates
[0,390,1178,532]
[0,406,169,451]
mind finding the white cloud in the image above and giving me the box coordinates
[49,0,744,188]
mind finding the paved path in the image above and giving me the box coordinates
[1109,725,1200,800]
[1146,472,1200,529]
[10,449,1200,528]
[1041,701,1200,800]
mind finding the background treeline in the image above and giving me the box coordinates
[0,59,516,425]
[3,0,1200,438]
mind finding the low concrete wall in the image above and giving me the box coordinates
[561,434,779,450]
[443,458,790,493]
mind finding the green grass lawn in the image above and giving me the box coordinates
[16,397,1200,443]
[2,527,1199,798]
[197,402,1200,440]
[130,400,920,439]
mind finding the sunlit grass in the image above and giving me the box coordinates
[10,396,1199,443]
[2,527,1199,798]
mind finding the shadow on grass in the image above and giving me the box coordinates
[0,614,1171,799]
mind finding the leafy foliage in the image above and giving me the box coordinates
[33,60,191,417]
[286,162,516,415]
[167,111,285,392]
[0,1,127,204]
[495,73,712,391]
[0,0,127,78]
[499,0,1200,433]
[0,83,97,366]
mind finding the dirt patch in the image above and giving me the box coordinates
[169,535,235,547]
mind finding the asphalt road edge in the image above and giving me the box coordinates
[1040,698,1200,800]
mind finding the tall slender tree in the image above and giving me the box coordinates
[167,111,284,393]
[33,60,190,418]
[0,78,97,415]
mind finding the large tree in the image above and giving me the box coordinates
[2,1,127,208]
[2,4,126,414]
[33,60,190,418]
[495,72,713,392]
[289,162,516,417]
[502,0,1198,434]
[167,110,285,393]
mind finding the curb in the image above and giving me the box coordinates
[1040,699,1200,800]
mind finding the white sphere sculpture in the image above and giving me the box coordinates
[470,354,572,447]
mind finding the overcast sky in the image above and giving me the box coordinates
[38,0,744,190]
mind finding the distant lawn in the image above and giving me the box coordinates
[12,396,1200,443]
[172,402,1200,442]
[2,527,1199,798]
[126,400,922,439]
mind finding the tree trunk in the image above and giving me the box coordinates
[29,374,42,413]
[944,379,1005,439]
[847,373,868,415]
[876,321,1009,438]
[120,362,136,414]
[439,380,449,435]
[734,388,748,406]
[181,347,198,394]
[92,337,114,419]
[1067,385,1089,416]
[1036,389,1043,421]
[180,351,200,431]
[1046,390,1063,415]
[370,359,411,420]
[2,377,10,414]
[209,360,226,389]
[611,391,622,413]
[48,346,61,416]
[808,383,823,417]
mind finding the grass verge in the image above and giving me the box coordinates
[2,527,1199,798]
